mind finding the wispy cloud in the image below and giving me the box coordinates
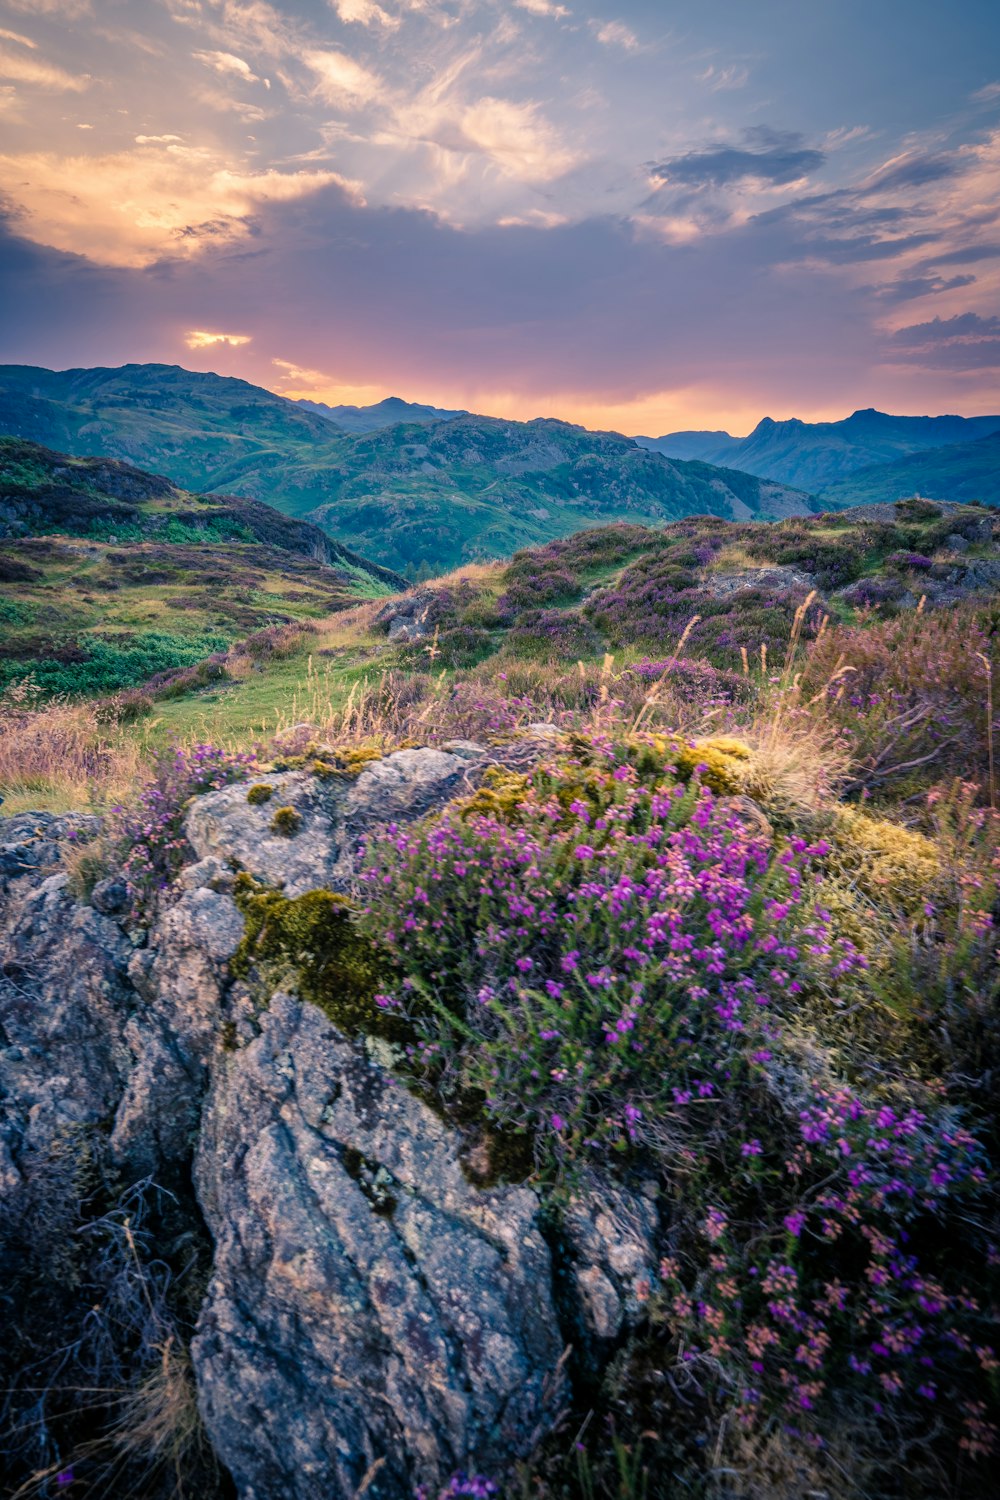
[0,28,37,48]
[651,129,825,190]
[193,49,266,85]
[303,48,382,106]
[0,43,89,91]
[514,0,571,18]
[329,0,400,28]
[590,20,640,52]
[3,0,91,15]
[697,63,749,92]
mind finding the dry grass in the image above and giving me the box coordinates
[0,689,147,815]
[422,559,506,591]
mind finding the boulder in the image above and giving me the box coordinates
[192,993,567,1500]
[185,748,470,896]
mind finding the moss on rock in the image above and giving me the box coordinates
[269,805,302,837]
[232,876,408,1043]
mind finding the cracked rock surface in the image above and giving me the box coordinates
[0,747,656,1499]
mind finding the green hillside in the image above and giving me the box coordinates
[0,364,814,577]
[0,437,400,702]
[641,407,1000,491]
[819,429,1000,508]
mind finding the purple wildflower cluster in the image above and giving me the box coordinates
[114,742,255,917]
[362,743,853,1165]
[415,1474,497,1500]
[360,739,997,1461]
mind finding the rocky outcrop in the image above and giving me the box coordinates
[0,748,655,1499]
[699,563,819,600]
[193,993,566,1500]
[373,589,444,642]
[185,748,473,896]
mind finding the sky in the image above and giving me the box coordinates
[0,0,998,435]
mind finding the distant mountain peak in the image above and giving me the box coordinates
[636,407,1000,494]
[294,394,467,433]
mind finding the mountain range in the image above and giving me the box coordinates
[0,365,813,577]
[638,407,1000,493]
[1,365,997,578]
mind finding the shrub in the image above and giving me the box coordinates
[114,743,255,917]
[357,737,997,1483]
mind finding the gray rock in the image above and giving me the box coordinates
[374,590,441,643]
[0,871,135,1220]
[110,886,245,1174]
[562,1180,659,1343]
[192,993,567,1500]
[91,875,129,914]
[185,748,470,896]
[700,564,820,601]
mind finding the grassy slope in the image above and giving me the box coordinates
[0,438,399,700]
[141,498,1000,747]
[819,429,1000,508]
[0,364,814,577]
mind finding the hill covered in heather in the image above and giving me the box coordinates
[0,364,814,577]
[1,493,997,1500]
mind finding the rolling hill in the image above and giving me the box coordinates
[0,437,400,702]
[819,429,1000,509]
[638,408,1000,492]
[0,364,813,577]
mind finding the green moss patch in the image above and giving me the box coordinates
[231,877,407,1043]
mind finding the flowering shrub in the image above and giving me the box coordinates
[359,738,998,1477]
[114,742,255,916]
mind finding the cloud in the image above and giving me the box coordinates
[0,28,37,48]
[3,0,91,14]
[697,64,749,92]
[886,312,1000,369]
[874,273,976,303]
[0,43,89,91]
[0,145,359,266]
[186,329,252,348]
[193,50,262,84]
[972,81,1000,102]
[513,0,571,18]
[304,48,382,106]
[651,129,825,190]
[590,21,639,52]
[917,242,1000,267]
[863,151,965,193]
[460,96,578,182]
[890,312,1000,344]
[329,0,400,27]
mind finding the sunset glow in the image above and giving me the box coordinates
[0,0,998,431]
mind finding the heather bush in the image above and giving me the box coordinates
[802,601,998,799]
[357,737,998,1485]
[113,743,255,916]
